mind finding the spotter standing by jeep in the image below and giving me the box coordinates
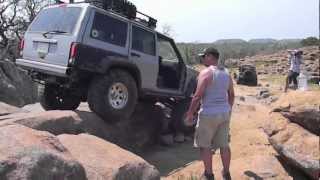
[16,0,198,130]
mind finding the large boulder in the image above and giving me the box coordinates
[0,110,90,135]
[0,60,38,107]
[0,103,164,153]
[0,102,23,116]
[264,113,320,180]
[271,91,320,135]
[280,107,319,135]
[58,134,160,180]
[21,103,44,113]
[0,124,86,180]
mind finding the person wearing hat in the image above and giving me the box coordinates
[186,47,234,180]
[285,50,303,92]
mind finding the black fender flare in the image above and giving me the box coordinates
[73,44,142,89]
[106,61,142,90]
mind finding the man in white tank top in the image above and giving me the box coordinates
[186,47,235,180]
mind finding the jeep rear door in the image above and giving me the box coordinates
[22,5,84,68]
[130,25,158,90]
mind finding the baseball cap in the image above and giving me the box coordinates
[198,47,220,58]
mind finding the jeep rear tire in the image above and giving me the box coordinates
[40,84,81,111]
[88,69,138,122]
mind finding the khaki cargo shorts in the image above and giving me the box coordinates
[194,112,231,150]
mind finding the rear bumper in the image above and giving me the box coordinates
[16,58,68,77]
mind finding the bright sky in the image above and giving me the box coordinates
[130,0,319,42]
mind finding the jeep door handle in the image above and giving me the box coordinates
[131,52,141,58]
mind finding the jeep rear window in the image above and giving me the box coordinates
[91,12,128,47]
[29,7,81,34]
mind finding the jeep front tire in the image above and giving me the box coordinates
[88,69,138,122]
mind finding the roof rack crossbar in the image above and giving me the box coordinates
[54,0,157,29]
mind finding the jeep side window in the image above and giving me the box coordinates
[157,36,179,62]
[91,12,128,47]
[132,26,155,55]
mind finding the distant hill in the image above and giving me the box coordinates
[214,39,247,44]
[248,39,277,44]
[278,39,302,44]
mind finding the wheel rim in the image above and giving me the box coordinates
[108,82,129,109]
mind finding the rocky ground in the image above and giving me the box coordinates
[0,79,318,180]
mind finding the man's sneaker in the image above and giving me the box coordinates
[222,171,231,180]
[200,172,214,180]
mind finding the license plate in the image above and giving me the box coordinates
[37,42,49,54]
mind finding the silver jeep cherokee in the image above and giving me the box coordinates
[16,1,198,128]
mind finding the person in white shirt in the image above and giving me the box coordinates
[284,50,303,92]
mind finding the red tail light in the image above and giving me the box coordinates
[69,42,78,66]
[19,39,25,51]
[70,42,78,59]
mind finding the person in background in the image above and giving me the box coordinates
[186,47,235,180]
[284,50,303,92]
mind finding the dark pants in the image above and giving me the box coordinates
[288,71,299,86]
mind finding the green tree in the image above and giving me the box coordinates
[0,0,50,60]
[301,37,319,46]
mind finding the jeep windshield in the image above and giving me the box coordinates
[28,7,82,34]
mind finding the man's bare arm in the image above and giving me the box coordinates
[187,70,210,116]
[228,76,235,108]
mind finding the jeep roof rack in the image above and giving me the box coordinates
[55,0,157,29]
[134,11,157,29]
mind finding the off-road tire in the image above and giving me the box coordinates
[85,0,104,9]
[87,69,138,122]
[171,98,195,134]
[237,71,258,86]
[40,84,81,111]
[251,75,258,86]
[243,70,258,86]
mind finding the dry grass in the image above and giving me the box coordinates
[260,74,320,91]
[309,83,320,91]
[254,60,278,70]
[261,74,286,85]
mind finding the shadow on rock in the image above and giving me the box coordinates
[275,155,310,180]
[244,171,263,180]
